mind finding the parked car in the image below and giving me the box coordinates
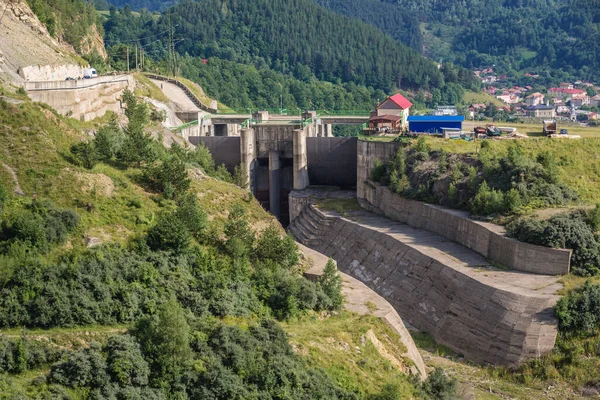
[65,77,75,81]
[560,128,568,135]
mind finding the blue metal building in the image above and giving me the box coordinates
[408,116,464,134]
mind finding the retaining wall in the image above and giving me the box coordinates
[289,204,560,366]
[356,141,571,275]
[19,64,84,81]
[25,75,134,121]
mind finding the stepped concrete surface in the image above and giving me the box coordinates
[298,243,427,379]
[289,201,562,366]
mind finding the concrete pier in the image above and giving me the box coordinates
[293,128,309,190]
[269,150,281,219]
[240,128,256,192]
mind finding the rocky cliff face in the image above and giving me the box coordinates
[0,0,105,84]
[78,24,108,60]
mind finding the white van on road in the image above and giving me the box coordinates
[83,68,98,79]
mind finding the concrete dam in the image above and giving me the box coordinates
[190,120,570,366]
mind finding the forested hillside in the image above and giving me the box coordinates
[315,0,600,82]
[101,0,479,109]
[94,0,176,11]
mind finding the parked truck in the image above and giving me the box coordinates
[543,120,557,135]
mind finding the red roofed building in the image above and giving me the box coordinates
[548,88,586,99]
[372,93,413,129]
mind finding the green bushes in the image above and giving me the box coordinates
[0,199,79,253]
[507,211,600,276]
[373,141,578,217]
[0,335,63,374]
[555,282,600,335]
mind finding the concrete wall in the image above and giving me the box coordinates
[289,204,559,366]
[306,137,357,188]
[189,136,241,173]
[19,64,84,81]
[356,141,571,275]
[356,140,401,200]
[255,125,296,158]
[25,75,134,121]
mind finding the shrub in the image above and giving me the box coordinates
[319,260,344,310]
[504,188,522,212]
[470,181,505,215]
[421,367,458,400]
[150,109,167,122]
[253,226,298,269]
[370,159,387,183]
[414,135,429,154]
[191,143,216,175]
[175,193,208,239]
[105,335,150,387]
[50,343,109,388]
[94,118,123,161]
[70,141,98,169]
[143,155,191,200]
[555,282,600,335]
[146,212,191,252]
[232,164,249,189]
[507,213,600,276]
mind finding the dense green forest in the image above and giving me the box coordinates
[99,0,600,82]
[100,1,479,109]
[94,0,176,12]
[315,0,600,83]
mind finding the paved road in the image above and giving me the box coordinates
[149,78,199,112]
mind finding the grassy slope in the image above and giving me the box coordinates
[0,98,272,249]
[282,313,417,397]
[462,90,505,107]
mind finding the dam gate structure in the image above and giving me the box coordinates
[189,114,360,226]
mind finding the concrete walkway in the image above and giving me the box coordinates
[340,210,562,297]
[298,243,427,379]
[149,78,200,112]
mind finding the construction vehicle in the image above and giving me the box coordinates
[474,126,487,135]
[543,120,557,135]
[474,124,501,136]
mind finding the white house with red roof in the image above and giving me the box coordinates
[547,87,586,99]
[370,93,413,130]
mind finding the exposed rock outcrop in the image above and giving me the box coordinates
[0,0,80,83]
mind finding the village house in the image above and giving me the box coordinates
[496,94,521,104]
[524,92,545,106]
[590,94,600,107]
[369,93,413,131]
[560,82,574,90]
[569,93,590,108]
[524,104,556,118]
[547,87,586,99]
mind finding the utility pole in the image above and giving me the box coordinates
[135,45,138,72]
[126,46,129,73]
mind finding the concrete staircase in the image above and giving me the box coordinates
[288,204,334,246]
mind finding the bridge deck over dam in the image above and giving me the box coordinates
[288,197,561,366]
